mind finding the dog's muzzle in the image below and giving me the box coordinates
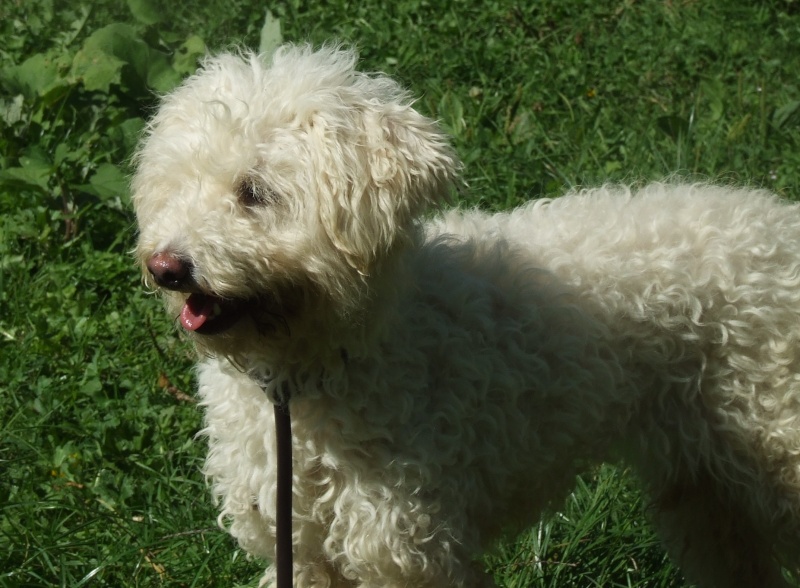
[146,252,245,335]
[147,251,196,291]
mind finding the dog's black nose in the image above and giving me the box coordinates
[147,252,194,290]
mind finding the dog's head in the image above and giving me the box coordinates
[132,45,458,352]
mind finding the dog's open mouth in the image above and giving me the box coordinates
[180,293,244,335]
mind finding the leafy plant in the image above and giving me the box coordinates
[0,3,206,247]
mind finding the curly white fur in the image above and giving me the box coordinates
[132,44,800,588]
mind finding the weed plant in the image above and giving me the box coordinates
[2,0,799,586]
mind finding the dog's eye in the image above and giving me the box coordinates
[236,181,260,207]
[236,179,278,208]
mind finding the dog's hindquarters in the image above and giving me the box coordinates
[439,184,800,586]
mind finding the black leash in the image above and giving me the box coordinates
[273,399,293,588]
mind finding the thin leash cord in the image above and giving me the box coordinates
[274,400,293,588]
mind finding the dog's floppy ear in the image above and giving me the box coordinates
[313,98,460,275]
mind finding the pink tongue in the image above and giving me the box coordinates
[180,294,215,331]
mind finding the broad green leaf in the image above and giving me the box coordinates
[127,0,164,25]
[0,95,24,126]
[259,9,283,58]
[70,24,135,92]
[71,48,126,93]
[54,143,71,167]
[1,50,71,99]
[173,35,206,75]
[0,155,53,191]
[144,56,182,93]
[70,24,181,94]
[114,117,146,155]
[85,164,129,202]
[699,77,725,122]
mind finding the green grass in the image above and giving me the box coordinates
[2,0,800,585]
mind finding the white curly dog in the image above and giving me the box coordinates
[132,44,800,588]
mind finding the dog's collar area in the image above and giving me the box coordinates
[252,374,293,406]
